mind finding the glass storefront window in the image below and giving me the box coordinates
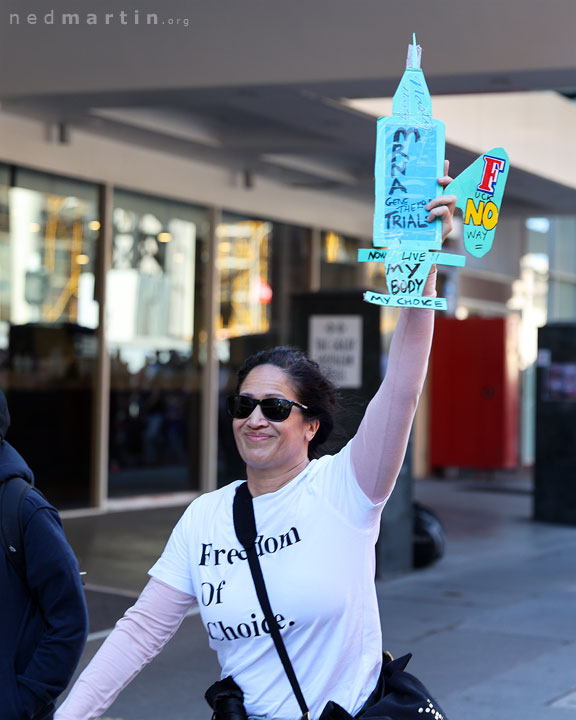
[525,217,550,253]
[216,214,274,487]
[320,231,368,290]
[549,280,576,322]
[217,216,273,341]
[7,169,99,331]
[552,217,576,274]
[108,190,209,496]
[525,215,576,323]
[216,217,311,486]
[519,217,553,468]
[2,167,100,506]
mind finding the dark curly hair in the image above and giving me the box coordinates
[235,346,340,459]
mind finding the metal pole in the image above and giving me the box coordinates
[91,183,112,509]
[200,206,221,494]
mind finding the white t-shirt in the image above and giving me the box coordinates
[149,441,387,720]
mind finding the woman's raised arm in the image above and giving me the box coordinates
[351,172,455,504]
[350,270,436,504]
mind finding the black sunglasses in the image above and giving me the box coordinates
[226,395,308,422]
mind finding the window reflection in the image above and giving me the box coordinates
[552,217,576,274]
[108,191,208,496]
[320,231,367,289]
[216,216,323,486]
[217,218,272,339]
[8,187,98,331]
[109,207,196,363]
[0,168,99,507]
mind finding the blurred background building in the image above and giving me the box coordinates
[0,0,575,508]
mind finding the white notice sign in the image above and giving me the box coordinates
[309,315,363,389]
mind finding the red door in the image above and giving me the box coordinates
[429,316,519,470]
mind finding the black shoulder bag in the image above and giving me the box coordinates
[205,482,449,720]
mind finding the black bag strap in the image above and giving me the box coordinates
[233,482,310,720]
[0,475,33,582]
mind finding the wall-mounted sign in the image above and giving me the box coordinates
[308,315,362,389]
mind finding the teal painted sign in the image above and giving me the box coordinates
[363,36,509,311]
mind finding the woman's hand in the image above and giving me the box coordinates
[426,159,456,243]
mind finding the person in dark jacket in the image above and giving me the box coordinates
[0,390,88,720]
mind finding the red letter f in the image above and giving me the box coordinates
[477,155,506,195]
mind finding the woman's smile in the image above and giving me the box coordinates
[244,432,272,442]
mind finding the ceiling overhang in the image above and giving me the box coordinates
[2,0,576,215]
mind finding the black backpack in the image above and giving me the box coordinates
[0,475,44,582]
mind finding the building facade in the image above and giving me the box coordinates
[1,101,575,508]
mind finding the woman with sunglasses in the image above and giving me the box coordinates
[56,172,455,720]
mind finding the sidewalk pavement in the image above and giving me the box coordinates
[59,471,576,720]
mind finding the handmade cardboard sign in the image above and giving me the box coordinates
[373,37,444,253]
[361,36,509,310]
[446,147,509,258]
